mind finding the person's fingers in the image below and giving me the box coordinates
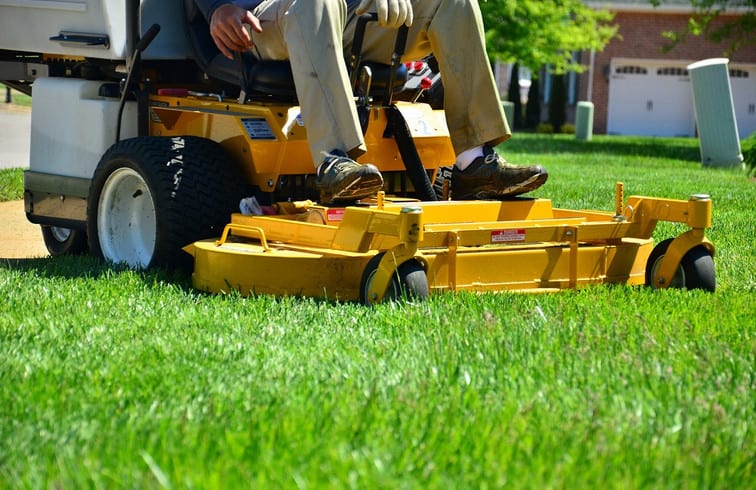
[210,5,258,56]
[404,1,413,26]
[376,0,388,25]
[355,0,372,15]
[221,24,247,50]
[211,31,235,59]
[244,12,263,34]
[386,0,400,27]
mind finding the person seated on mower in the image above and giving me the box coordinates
[198,0,548,203]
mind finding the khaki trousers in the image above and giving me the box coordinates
[249,0,510,165]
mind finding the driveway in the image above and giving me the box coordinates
[0,102,48,259]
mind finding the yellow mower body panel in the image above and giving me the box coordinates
[149,95,455,192]
[184,192,713,301]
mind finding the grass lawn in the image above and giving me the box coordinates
[0,84,32,107]
[1,135,753,488]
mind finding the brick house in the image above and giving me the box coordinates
[576,0,756,138]
[496,1,756,137]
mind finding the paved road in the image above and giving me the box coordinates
[0,103,31,169]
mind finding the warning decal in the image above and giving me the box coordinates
[327,208,346,222]
[491,229,526,243]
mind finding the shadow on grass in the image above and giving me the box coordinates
[503,134,701,161]
[0,254,195,291]
[0,255,346,304]
[0,253,364,305]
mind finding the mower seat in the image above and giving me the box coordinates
[184,0,407,101]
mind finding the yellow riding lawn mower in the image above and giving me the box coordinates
[0,0,715,304]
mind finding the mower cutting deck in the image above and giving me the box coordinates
[184,185,715,305]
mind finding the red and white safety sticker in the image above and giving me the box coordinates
[491,228,526,243]
[327,208,346,222]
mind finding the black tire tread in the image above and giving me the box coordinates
[360,253,429,305]
[88,136,246,268]
[41,226,88,256]
[645,238,716,292]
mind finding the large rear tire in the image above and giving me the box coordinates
[87,136,246,269]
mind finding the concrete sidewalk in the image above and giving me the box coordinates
[0,102,45,259]
[0,199,49,259]
[0,103,31,169]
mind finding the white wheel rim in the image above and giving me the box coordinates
[50,226,72,242]
[651,254,686,288]
[364,268,398,304]
[97,167,157,268]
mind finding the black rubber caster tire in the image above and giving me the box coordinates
[360,253,429,305]
[646,238,716,292]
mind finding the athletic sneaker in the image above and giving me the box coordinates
[451,146,548,200]
[316,150,384,204]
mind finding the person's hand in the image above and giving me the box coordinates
[209,4,263,59]
[356,0,414,28]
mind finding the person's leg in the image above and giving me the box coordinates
[344,0,509,153]
[251,0,382,203]
[251,0,367,163]
[344,0,547,199]
[423,0,547,198]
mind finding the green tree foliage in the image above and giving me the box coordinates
[649,0,756,55]
[480,0,618,73]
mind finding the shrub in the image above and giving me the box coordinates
[536,123,554,134]
[742,131,756,176]
[560,123,576,134]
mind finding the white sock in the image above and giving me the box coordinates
[454,146,484,171]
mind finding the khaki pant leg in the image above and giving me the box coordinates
[344,0,510,153]
[252,0,366,165]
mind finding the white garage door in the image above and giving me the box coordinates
[730,66,756,139]
[607,59,696,137]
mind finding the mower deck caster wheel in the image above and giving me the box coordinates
[360,253,429,305]
[646,238,715,292]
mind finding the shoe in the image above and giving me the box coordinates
[316,150,384,204]
[451,146,548,200]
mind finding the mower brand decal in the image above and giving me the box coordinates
[491,229,526,243]
[326,208,345,222]
[241,118,276,140]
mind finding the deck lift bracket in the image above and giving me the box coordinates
[629,193,714,288]
[365,205,424,303]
